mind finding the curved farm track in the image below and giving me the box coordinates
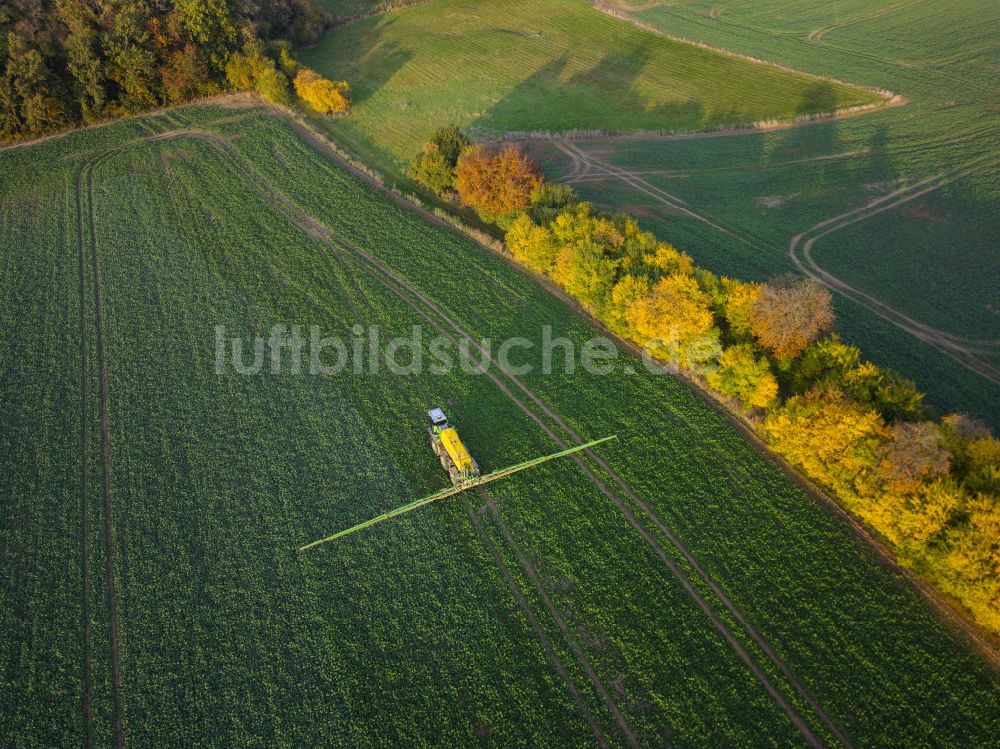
[553,139,1000,384]
[789,153,1000,383]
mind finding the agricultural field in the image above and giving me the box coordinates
[313,0,412,19]
[2,100,999,746]
[525,0,1000,426]
[297,0,884,172]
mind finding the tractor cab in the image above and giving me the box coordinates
[428,407,449,433]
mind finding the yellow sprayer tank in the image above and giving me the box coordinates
[428,407,481,484]
[439,427,474,474]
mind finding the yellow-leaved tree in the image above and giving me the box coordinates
[505,214,558,274]
[762,386,888,504]
[706,343,778,412]
[624,274,716,366]
[293,68,351,114]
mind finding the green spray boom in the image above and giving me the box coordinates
[298,435,617,551]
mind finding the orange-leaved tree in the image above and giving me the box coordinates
[749,275,834,359]
[876,421,952,494]
[455,144,541,223]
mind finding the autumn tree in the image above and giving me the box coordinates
[625,274,716,364]
[529,181,576,223]
[505,214,558,274]
[940,415,1000,493]
[876,421,951,494]
[644,243,695,278]
[455,144,541,223]
[719,278,762,342]
[707,344,778,412]
[749,275,834,359]
[898,478,964,546]
[943,492,1000,632]
[551,241,619,313]
[789,334,859,393]
[161,43,210,103]
[550,202,622,250]
[175,0,236,71]
[55,0,107,121]
[293,68,350,114]
[226,42,290,105]
[842,361,926,422]
[104,2,160,113]
[762,386,888,501]
[605,274,650,336]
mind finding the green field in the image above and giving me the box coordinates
[313,0,414,19]
[2,101,998,746]
[528,0,1000,426]
[298,0,884,171]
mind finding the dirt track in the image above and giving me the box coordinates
[76,150,126,749]
[74,157,94,749]
[789,153,1000,384]
[554,139,1000,384]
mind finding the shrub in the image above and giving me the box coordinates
[293,68,351,114]
[225,42,290,104]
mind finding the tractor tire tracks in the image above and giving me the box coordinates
[323,192,840,749]
[560,140,1000,383]
[789,152,1000,383]
[168,130,842,748]
[464,493,620,748]
[303,203,630,748]
[78,150,125,749]
[74,166,94,749]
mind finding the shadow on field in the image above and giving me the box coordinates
[470,41,703,134]
[332,16,415,107]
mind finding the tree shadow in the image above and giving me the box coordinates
[304,14,415,108]
[469,41,702,136]
[795,81,839,116]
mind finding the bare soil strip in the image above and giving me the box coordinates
[81,151,125,749]
[74,164,94,749]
